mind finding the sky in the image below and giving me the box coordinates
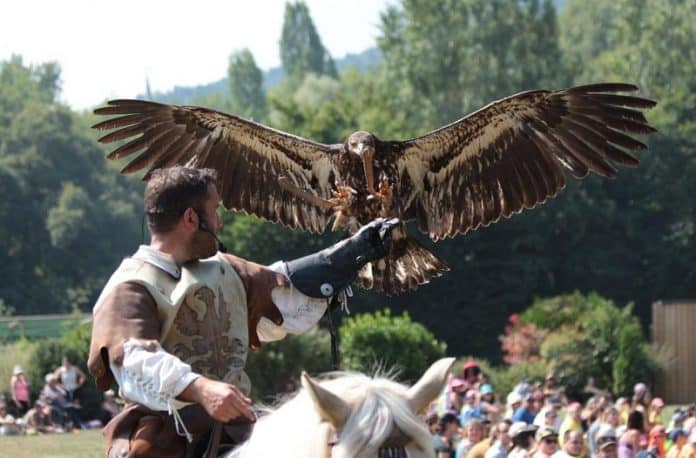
[1,0,393,110]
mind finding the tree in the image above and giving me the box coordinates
[279,1,337,82]
[228,49,267,120]
[0,56,142,315]
[378,0,565,129]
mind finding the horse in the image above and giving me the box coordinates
[226,357,455,458]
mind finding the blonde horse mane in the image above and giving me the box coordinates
[227,358,454,458]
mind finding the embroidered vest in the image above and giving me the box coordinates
[94,254,251,394]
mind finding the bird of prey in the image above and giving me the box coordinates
[93,83,656,296]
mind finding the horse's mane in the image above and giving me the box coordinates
[228,370,434,458]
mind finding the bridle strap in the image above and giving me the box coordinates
[326,424,410,457]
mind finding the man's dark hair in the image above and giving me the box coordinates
[144,167,219,234]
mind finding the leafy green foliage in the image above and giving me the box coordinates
[517,292,662,397]
[339,309,446,384]
[245,328,332,402]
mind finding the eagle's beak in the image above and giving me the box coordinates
[358,143,376,195]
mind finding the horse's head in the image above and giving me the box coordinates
[230,358,454,458]
[302,357,455,458]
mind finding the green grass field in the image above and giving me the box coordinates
[0,429,104,458]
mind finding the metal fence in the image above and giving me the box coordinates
[0,313,90,341]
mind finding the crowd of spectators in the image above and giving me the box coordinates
[0,357,122,436]
[428,361,696,458]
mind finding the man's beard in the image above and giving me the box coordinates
[185,230,218,262]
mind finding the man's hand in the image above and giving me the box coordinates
[178,377,256,423]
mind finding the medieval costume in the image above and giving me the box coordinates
[88,219,397,457]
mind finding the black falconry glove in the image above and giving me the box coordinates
[286,218,400,299]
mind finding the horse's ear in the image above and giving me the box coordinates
[407,357,456,414]
[302,371,351,429]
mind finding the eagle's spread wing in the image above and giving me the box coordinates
[394,83,656,240]
[93,100,340,233]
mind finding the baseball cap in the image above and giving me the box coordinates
[668,429,686,442]
[596,425,618,449]
[507,391,523,406]
[480,384,494,395]
[509,422,538,438]
[536,426,558,441]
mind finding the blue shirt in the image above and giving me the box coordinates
[512,406,535,424]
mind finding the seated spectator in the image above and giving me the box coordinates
[677,429,695,458]
[509,421,538,458]
[0,404,20,435]
[480,384,502,423]
[513,395,537,425]
[53,356,86,402]
[620,411,646,458]
[597,426,619,458]
[637,425,666,458]
[666,430,687,458]
[507,392,524,421]
[555,430,585,458]
[457,419,486,458]
[100,389,122,425]
[23,401,64,434]
[667,410,686,434]
[534,426,559,458]
[10,365,30,415]
[434,412,461,458]
[559,403,583,447]
[649,399,665,428]
[485,421,513,458]
[462,390,485,426]
[536,398,563,431]
[544,373,568,405]
[41,373,84,430]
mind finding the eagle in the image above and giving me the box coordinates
[93,83,656,296]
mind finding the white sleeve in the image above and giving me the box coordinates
[255,261,328,342]
[109,338,200,412]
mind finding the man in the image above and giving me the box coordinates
[533,426,559,458]
[87,166,399,457]
[508,421,538,458]
[484,421,513,458]
[595,426,618,458]
[554,430,585,458]
[559,402,583,447]
[512,394,537,425]
[434,412,461,458]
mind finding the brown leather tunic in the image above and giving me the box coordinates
[87,253,287,457]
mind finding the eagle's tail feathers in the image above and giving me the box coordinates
[356,234,449,296]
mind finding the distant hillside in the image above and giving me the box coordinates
[145,47,380,105]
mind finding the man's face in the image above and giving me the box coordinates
[498,425,511,446]
[186,184,223,261]
[564,431,584,456]
[599,444,618,458]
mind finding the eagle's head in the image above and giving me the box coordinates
[346,131,378,194]
[346,131,376,160]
